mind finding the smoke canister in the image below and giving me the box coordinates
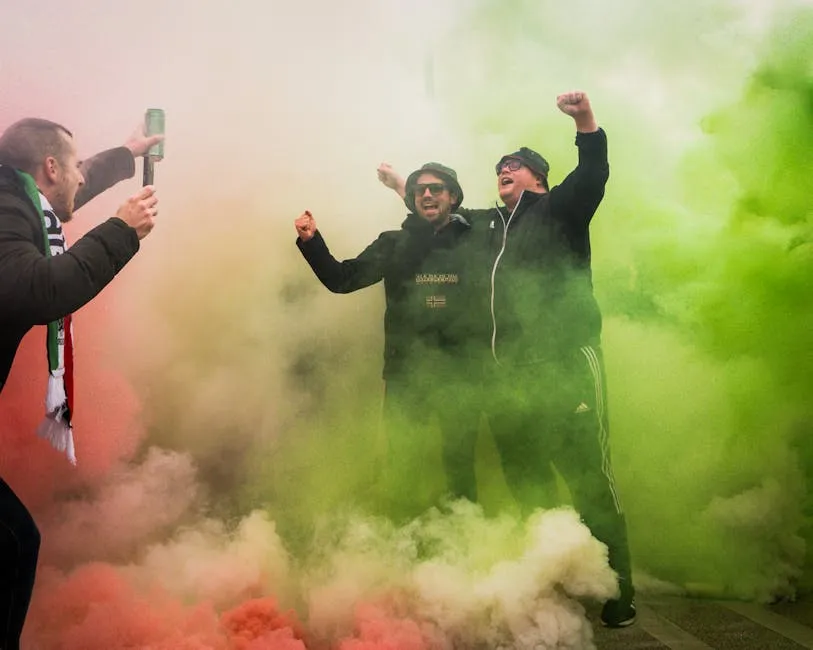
[145,108,165,161]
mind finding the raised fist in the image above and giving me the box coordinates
[295,210,317,242]
[556,91,591,117]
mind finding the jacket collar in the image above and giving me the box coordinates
[401,211,470,233]
[497,188,547,212]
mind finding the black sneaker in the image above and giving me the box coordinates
[600,598,636,628]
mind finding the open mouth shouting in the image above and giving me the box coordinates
[421,199,440,214]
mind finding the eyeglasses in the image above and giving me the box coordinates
[495,159,523,175]
[413,183,447,197]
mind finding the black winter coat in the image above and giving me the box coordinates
[0,147,140,392]
[460,128,610,365]
[297,213,489,379]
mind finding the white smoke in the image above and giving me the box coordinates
[306,502,617,650]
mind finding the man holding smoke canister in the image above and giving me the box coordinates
[378,91,636,628]
[0,116,162,649]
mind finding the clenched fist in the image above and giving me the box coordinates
[556,91,590,116]
[116,185,158,240]
[295,210,317,242]
[556,91,598,133]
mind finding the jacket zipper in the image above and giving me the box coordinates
[489,191,524,363]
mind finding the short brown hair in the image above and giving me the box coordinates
[0,118,74,175]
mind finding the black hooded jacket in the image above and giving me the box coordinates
[0,147,140,393]
[297,212,489,379]
[460,128,610,365]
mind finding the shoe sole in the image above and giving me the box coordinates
[600,616,637,628]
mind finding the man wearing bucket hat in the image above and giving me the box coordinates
[378,91,635,628]
[294,162,486,519]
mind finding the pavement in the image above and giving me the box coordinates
[587,595,813,649]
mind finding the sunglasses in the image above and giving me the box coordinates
[495,158,524,174]
[413,182,447,197]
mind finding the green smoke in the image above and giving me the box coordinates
[125,0,812,604]
[427,0,813,600]
[644,6,813,597]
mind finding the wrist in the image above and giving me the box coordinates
[573,108,598,133]
[574,112,598,133]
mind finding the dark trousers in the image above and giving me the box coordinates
[381,375,481,519]
[486,345,634,601]
[0,477,40,650]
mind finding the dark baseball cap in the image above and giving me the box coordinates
[495,146,550,179]
[404,162,464,213]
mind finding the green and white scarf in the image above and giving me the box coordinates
[16,170,77,465]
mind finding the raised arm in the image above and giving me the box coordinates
[375,163,488,225]
[377,163,406,199]
[295,211,391,293]
[75,147,135,210]
[548,91,609,226]
[74,123,164,210]
[558,91,599,134]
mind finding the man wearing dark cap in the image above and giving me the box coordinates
[378,91,635,628]
[294,162,486,519]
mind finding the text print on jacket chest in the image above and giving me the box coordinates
[417,272,460,309]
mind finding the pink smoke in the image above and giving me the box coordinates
[27,566,305,650]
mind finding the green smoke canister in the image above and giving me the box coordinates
[145,108,165,161]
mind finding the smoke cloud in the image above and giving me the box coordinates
[0,0,811,647]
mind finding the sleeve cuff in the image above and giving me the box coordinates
[297,230,324,252]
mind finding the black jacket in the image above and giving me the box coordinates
[0,147,140,393]
[461,128,610,364]
[297,213,488,379]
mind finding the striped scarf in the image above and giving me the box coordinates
[16,171,76,465]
